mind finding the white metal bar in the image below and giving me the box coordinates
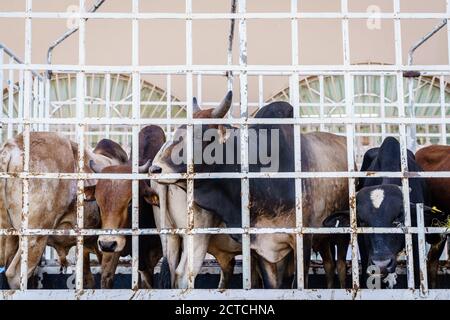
[227,0,236,93]
[74,0,86,292]
[7,64,450,74]
[4,11,450,20]
[238,0,251,290]
[416,204,428,296]
[0,48,3,141]
[341,0,359,292]
[105,73,111,139]
[7,58,14,138]
[166,74,172,136]
[290,0,304,290]
[394,0,415,289]
[440,76,446,144]
[0,226,448,237]
[185,0,195,289]
[1,289,450,300]
[131,0,140,290]
[1,170,450,180]
[3,115,449,126]
[319,75,325,131]
[380,75,386,141]
[19,0,33,291]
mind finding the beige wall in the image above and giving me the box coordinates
[0,0,448,102]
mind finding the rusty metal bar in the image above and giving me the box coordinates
[239,0,251,290]
[131,0,140,290]
[290,0,304,290]
[416,203,428,296]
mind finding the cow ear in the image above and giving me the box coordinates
[141,181,160,207]
[322,211,350,227]
[84,185,96,201]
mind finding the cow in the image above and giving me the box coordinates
[415,144,450,288]
[151,182,251,289]
[85,125,165,288]
[325,137,445,288]
[46,138,129,288]
[150,91,350,289]
[0,132,125,289]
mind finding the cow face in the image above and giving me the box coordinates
[86,161,154,253]
[356,184,405,276]
[150,91,233,183]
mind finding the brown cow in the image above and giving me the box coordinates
[0,132,124,289]
[85,125,165,288]
[415,144,450,288]
[46,138,129,288]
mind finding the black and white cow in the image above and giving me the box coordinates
[325,137,435,288]
[150,91,350,288]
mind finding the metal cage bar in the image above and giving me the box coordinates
[0,0,449,300]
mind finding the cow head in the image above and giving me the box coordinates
[150,90,233,183]
[85,160,155,253]
[356,184,406,280]
[324,184,405,279]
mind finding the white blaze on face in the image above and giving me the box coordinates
[370,188,384,209]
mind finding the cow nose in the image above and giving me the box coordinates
[370,258,396,275]
[149,165,162,174]
[98,240,117,252]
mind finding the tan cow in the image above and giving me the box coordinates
[0,132,125,289]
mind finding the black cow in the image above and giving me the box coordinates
[325,137,434,288]
[151,91,350,289]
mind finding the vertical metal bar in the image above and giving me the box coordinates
[32,77,38,131]
[341,0,359,293]
[105,73,111,139]
[75,0,86,291]
[19,0,33,291]
[319,75,325,132]
[44,76,50,132]
[7,58,14,138]
[185,0,195,289]
[393,0,415,289]
[258,75,263,109]
[0,48,3,142]
[290,0,304,290]
[131,0,140,290]
[416,203,428,296]
[18,70,24,133]
[439,76,446,144]
[38,78,44,132]
[407,73,416,151]
[197,74,202,105]
[380,75,386,141]
[166,74,172,137]
[238,0,251,290]
[227,0,237,93]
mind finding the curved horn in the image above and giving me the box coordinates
[211,90,233,118]
[138,159,152,173]
[89,160,106,173]
[192,97,201,113]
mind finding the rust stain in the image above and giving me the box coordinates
[349,195,356,210]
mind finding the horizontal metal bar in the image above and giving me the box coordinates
[1,11,450,20]
[0,171,448,180]
[2,289,450,300]
[1,117,449,126]
[3,63,450,74]
[0,226,446,236]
